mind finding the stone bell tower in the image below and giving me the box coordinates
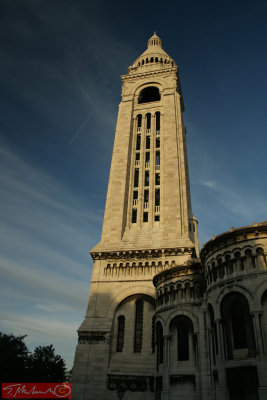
[72,33,199,400]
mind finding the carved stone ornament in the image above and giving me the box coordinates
[91,247,195,261]
[78,331,108,345]
[108,375,154,399]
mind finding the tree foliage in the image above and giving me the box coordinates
[29,345,66,382]
[0,332,67,382]
[0,333,29,381]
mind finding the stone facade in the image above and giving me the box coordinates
[72,34,267,400]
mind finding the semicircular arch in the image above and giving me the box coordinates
[106,284,156,319]
[211,285,255,319]
[166,309,199,334]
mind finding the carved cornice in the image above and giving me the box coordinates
[200,221,267,261]
[153,261,202,287]
[121,67,178,82]
[91,247,196,261]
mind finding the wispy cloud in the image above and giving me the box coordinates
[199,180,216,189]
[0,1,136,147]
[0,140,100,368]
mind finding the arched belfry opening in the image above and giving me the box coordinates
[138,86,161,104]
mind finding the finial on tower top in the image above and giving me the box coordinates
[147,32,162,48]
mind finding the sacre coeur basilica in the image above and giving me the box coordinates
[71,33,267,400]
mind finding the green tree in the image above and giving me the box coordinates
[28,345,67,382]
[0,332,29,382]
[0,333,67,382]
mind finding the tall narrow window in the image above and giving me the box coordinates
[116,316,125,352]
[178,320,189,361]
[156,151,160,165]
[136,134,141,150]
[145,171,149,186]
[145,152,150,163]
[144,189,149,203]
[146,136,150,149]
[155,189,160,206]
[135,152,140,161]
[137,114,142,128]
[143,212,148,222]
[156,111,160,131]
[132,209,137,223]
[156,137,160,148]
[146,113,151,130]
[134,168,139,187]
[155,173,160,185]
[133,190,138,206]
[134,299,144,352]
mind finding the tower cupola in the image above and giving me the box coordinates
[128,32,176,73]
[147,32,162,48]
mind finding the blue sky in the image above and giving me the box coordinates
[0,0,267,369]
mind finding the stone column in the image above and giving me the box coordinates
[215,319,228,400]
[252,312,264,355]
